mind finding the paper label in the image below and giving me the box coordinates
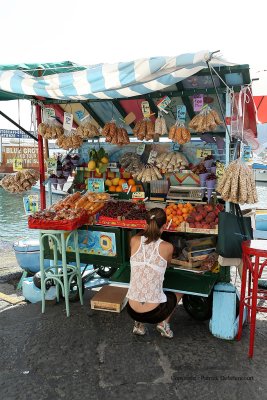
[46,158,57,174]
[147,150,157,164]
[242,145,252,162]
[13,158,23,171]
[122,183,129,191]
[63,112,73,131]
[193,94,204,112]
[196,149,212,158]
[23,194,39,215]
[75,110,85,121]
[45,108,56,118]
[176,105,186,122]
[136,143,146,155]
[157,96,171,112]
[132,191,145,199]
[141,101,151,118]
[87,178,105,193]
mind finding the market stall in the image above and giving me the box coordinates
[0,51,259,321]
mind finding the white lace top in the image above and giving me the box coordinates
[126,236,167,303]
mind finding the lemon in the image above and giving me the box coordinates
[105,179,112,187]
[101,156,109,164]
[112,177,120,186]
[88,160,96,171]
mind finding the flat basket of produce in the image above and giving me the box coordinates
[28,209,89,230]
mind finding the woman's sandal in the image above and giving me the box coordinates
[156,321,173,338]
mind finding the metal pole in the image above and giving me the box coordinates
[36,105,46,209]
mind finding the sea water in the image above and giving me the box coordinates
[0,183,266,242]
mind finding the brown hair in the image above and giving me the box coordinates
[141,207,167,244]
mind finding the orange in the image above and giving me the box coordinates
[171,204,178,210]
[109,185,116,192]
[172,210,177,216]
[176,209,182,216]
[182,207,188,213]
[177,203,183,209]
[116,186,123,192]
[167,215,172,221]
[118,178,126,186]
[130,185,137,192]
[166,208,172,216]
[128,178,135,186]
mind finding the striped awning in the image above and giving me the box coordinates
[0,51,234,101]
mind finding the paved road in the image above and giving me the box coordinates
[0,286,267,400]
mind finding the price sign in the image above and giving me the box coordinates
[13,158,23,171]
[157,96,171,113]
[45,108,56,118]
[141,101,151,118]
[136,143,146,155]
[23,194,39,215]
[75,110,85,121]
[87,178,105,193]
[46,158,57,174]
[193,94,204,112]
[177,105,186,122]
[132,192,145,199]
[242,145,252,162]
[63,112,73,131]
[122,183,129,191]
[196,149,212,158]
[147,150,157,164]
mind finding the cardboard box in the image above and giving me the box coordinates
[90,286,128,313]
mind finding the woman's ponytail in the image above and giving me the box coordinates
[142,208,167,244]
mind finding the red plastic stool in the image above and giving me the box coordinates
[237,240,267,357]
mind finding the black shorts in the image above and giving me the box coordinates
[126,291,177,324]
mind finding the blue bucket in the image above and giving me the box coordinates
[13,239,50,273]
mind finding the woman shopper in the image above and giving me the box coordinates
[126,208,183,339]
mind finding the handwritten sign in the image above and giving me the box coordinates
[132,192,145,199]
[23,195,39,215]
[75,110,85,121]
[147,150,157,164]
[122,183,129,191]
[141,101,151,118]
[196,149,212,158]
[193,94,204,112]
[13,158,23,171]
[157,96,171,113]
[46,158,57,174]
[242,145,252,162]
[87,178,105,193]
[63,112,73,131]
[136,143,146,155]
[45,108,56,118]
[177,105,186,122]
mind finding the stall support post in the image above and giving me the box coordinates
[225,90,231,213]
[36,104,46,210]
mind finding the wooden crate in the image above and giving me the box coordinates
[166,221,186,233]
[91,286,128,313]
[171,258,202,268]
[185,223,218,235]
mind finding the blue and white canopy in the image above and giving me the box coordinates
[0,51,233,101]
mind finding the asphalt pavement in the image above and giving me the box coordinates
[0,282,267,400]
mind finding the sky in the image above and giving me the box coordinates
[0,0,267,130]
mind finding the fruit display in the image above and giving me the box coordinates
[133,118,155,141]
[165,203,194,229]
[102,120,130,145]
[105,177,138,193]
[216,159,258,204]
[155,114,168,136]
[155,152,188,173]
[76,120,99,138]
[99,201,148,220]
[0,169,39,193]
[31,208,86,221]
[88,148,109,174]
[38,122,64,139]
[186,203,224,230]
[168,122,191,144]
[133,164,162,183]
[120,153,144,174]
[188,106,223,132]
[56,131,83,150]
[51,191,109,215]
